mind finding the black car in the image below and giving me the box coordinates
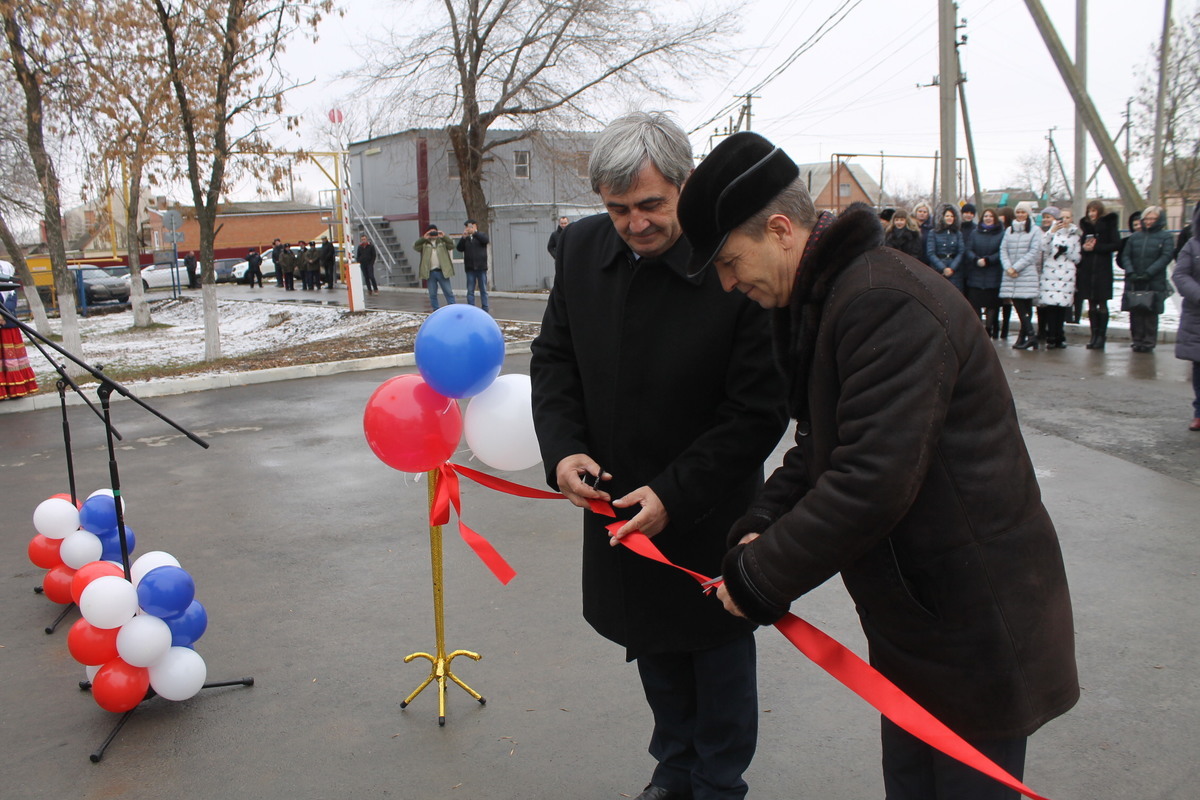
[69,265,131,304]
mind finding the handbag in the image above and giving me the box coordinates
[1125,289,1157,312]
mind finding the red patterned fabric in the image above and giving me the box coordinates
[1,327,38,399]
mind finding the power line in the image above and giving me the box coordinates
[688,0,865,136]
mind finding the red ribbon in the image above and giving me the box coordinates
[429,464,519,585]
[612,527,1052,800]
[442,469,1050,799]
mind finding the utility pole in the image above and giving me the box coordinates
[1074,0,1087,217]
[1150,0,1173,205]
[938,0,958,205]
[955,14,983,209]
[1023,0,1145,212]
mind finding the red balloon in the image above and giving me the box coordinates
[49,491,82,510]
[67,619,120,666]
[42,564,77,605]
[363,374,463,472]
[28,534,64,569]
[91,658,150,713]
[71,561,126,605]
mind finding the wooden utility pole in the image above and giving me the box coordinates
[1023,0,1145,212]
[1074,0,1088,216]
[938,0,958,205]
[1149,0,1173,205]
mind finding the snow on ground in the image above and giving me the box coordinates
[25,298,428,382]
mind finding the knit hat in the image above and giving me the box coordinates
[961,203,976,215]
[1040,206,1061,219]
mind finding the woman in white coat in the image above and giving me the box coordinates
[1039,208,1082,348]
[1000,203,1046,350]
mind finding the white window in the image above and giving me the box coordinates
[447,150,460,179]
[514,150,531,179]
[839,182,851,197]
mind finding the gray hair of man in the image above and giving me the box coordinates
[589,111,693,195]
[734,177,819,240]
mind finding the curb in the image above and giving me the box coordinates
[0,340,535,415]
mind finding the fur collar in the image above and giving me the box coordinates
[774,202,884,421]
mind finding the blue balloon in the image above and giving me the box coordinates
[415,305,505,398]
[137,565,196,620]
[98,525,135,562]
[79,494,119,534]
[164,600,208,647]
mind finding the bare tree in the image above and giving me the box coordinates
[72,1,178,328]
[0,74,52,335]
[358,0,740,230]
[0,0,84,373]
[1132,5,1200,222]
[151,0,332,359]
[1007,148,1069,205]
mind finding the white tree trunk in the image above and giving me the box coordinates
[202,283,221,359]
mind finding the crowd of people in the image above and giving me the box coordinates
[882,196,1199,430]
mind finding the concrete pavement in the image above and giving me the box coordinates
[2,302,1199,798]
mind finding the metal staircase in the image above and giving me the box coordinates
[347,193,417,287]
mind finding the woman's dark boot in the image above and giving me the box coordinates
[1001,305,1012,340]
[1014,323,1038,350]
[1093,308,1108,350]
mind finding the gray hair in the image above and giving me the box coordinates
[589,111,693,194]
[1143,205,1164,218]
[734,177,818,239]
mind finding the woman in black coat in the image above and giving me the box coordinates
[1077,200,1121,349]
[883,207,924,260]
[964,208,1005,338]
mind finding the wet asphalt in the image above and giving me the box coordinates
[2,286,1199,799]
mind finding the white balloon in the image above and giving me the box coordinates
[149,647,207,701]
[116,614,173,668]
[464,374,543,472]
[59,530,104,570]
[33,497,80,539]
[79,575,139,630]
[131,551,181,587]
[87,488,127,515]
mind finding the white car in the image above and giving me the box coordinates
[126,262,188,291]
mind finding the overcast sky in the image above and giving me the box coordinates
[257,0,1175,205]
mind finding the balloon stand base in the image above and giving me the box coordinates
[40,597,77,634]
[399,648,486,726]
[82,676,254,763]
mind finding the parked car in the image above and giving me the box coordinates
[125,263,186,291]
[212,257,240,283]
[69,265,130,304]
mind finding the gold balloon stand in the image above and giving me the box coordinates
[399,468,486,726]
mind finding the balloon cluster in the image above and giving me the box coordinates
[29,493,208,712]
[28,491,135,605]
[363,304,542,472]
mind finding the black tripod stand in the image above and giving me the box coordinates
[1,290,254,761]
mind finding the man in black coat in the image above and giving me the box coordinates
[318,236,336,289]
[271,238,285,287]
[530,112,788,800]
[546,215,569,258]
[245,249,263,288]
[183,251,198,289]
[677,132,1078,800]
[355,234,378,295]
[456,219,490,312]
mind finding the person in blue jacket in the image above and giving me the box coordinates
[927,204,966,294]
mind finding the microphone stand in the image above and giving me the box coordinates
[1,293,253,761]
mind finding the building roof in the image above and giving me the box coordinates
[795,161,884,204]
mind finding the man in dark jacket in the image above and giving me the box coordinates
[355,234,378,295]
[456,219,490,312]
[271,238,285,287]
[184,251,198,289]
[245,249,263,288]
[530,112,788,800]
[318,236,336,289]
[546,215,569,258]
[677,132,1079,800]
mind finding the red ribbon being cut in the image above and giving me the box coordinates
[445,468,1052,800]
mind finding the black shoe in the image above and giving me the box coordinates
[634,786,692,800]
